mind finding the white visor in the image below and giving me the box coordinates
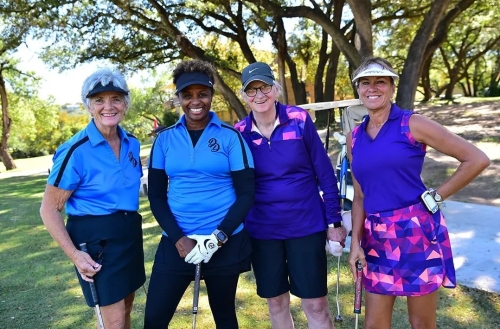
[352,63,399,83]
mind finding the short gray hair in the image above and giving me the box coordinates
[81,68,131,109]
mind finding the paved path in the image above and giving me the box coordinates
[442,201,500,293]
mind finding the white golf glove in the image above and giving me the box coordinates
[325,240,344,256]
[341,210,352,234]
[185,234,220,264]
[325,210,352,257]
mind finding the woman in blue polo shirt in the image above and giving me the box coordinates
[144,59,255,328]
[40,68,145,329]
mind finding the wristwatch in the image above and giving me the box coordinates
[328,221,343,228]
[428,188,443,202]
[213,229,228,246]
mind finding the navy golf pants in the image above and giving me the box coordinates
[144,271,240,328]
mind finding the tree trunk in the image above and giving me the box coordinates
[324,0,343,102]
[434,85,447,98]
[346,0,372,58]
[314,31,330,104]
[284,54,307,105]
[312,31,329,128]
[0,74,16,170]
[313,0,344,128]
[396,0,452,109]
[273,3,361,67]
[421,57,433,102]
[275,17,289,104]
[444,68,460,100]
[212,72,248,119]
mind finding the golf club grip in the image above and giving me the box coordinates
[193,263,201,315]
[354,261,363,314]
[79,243,100,304]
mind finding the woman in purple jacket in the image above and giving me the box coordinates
[235,62,346,329]
[347,57,490,329]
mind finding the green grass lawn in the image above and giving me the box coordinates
[1,175,499,328]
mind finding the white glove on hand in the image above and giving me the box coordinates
[185,234,220,264]
[325,240,344,256]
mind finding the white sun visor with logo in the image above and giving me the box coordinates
[352,63,399,83]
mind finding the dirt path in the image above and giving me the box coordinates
[329,100,500,206]
[418,101,500,206]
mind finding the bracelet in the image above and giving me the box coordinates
[328,221,343,228]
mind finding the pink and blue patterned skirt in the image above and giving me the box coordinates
[362,202,456,296]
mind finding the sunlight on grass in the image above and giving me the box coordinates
[481,136,500,143]
[0,154,53,172]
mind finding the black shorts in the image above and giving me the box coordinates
[151,228,252,277]
[250,231,328,299]
[67,211,146,307]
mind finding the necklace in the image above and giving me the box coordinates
[369,119,388,128]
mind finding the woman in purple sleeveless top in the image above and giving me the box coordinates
[347,57,490,329]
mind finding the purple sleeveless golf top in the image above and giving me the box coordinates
[351,103,427,213]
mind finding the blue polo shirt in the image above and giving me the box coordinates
[47,120,143,216]
[149,111,254,236]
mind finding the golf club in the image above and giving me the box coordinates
[192,263,201,329]
[79,243,105,329]
[354,260,363,329]
[334,255,343,322]
[335,136,348,323]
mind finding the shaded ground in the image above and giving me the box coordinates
[328,100,500,206]
[417,101,500,206]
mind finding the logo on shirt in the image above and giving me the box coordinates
[208,138,220,152]
[128,151,138,167]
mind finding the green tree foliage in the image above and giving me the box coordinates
[436,1,500,100]
[484,48,500,97]
[162,111,179,128]
[2,0,497,123]
[122,72,174,141]
[8,93,89,158]
[0,0,66,168]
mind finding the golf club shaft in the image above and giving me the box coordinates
[79,243,105,329]
[354,260,363,329]
[192,263,201,329]
[335,255,342,316]
[95,305,105,329]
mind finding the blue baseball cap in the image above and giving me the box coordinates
[175,72,214,94]
[86,82,129,98]
[241,62,275,89]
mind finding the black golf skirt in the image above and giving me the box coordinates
[67,211,146,307]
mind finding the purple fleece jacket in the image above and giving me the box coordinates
[235,102,342,240]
